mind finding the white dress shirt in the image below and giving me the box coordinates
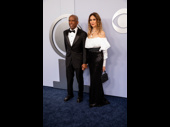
[68,27,78,46]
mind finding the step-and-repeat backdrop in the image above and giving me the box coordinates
[43,0,127,98]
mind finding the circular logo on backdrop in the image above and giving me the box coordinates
[49,14,82,58]
[112,8,127,33]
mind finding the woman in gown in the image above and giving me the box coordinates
[85,12,111,107]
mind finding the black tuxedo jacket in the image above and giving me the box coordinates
[63,28,87,68]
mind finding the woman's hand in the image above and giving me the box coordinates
[103,66,106,72]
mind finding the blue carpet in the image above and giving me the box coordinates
[43,86,127,127]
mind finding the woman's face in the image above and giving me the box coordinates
[90,15,97,28]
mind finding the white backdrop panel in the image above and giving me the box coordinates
[43,0,127,98]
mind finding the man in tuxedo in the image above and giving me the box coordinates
[63,15,87,103]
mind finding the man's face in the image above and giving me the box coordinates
[69,16,78,30]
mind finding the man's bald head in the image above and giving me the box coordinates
[68,15,79,29]
[69,15,78,22]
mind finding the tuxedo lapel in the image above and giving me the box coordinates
[65,30,71,47]
[72,28,80,46]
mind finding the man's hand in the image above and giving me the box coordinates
[82,64,88,70]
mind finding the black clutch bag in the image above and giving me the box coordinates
[101,71,108,83]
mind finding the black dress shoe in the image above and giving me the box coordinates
[77,97,83,103]
[89,103,97,107]
[64,95,73,101]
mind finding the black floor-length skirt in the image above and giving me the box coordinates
[87,48,110,107]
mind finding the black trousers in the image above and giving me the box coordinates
[87,48,110,106]
[66,62,84,97]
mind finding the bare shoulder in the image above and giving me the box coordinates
[99,30,106,38]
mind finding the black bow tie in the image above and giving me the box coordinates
[69,30,75,33]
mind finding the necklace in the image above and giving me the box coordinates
[90,30,97,37]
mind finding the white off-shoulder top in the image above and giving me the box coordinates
[85,37,111,66]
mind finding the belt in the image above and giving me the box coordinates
[88,48,100,52]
